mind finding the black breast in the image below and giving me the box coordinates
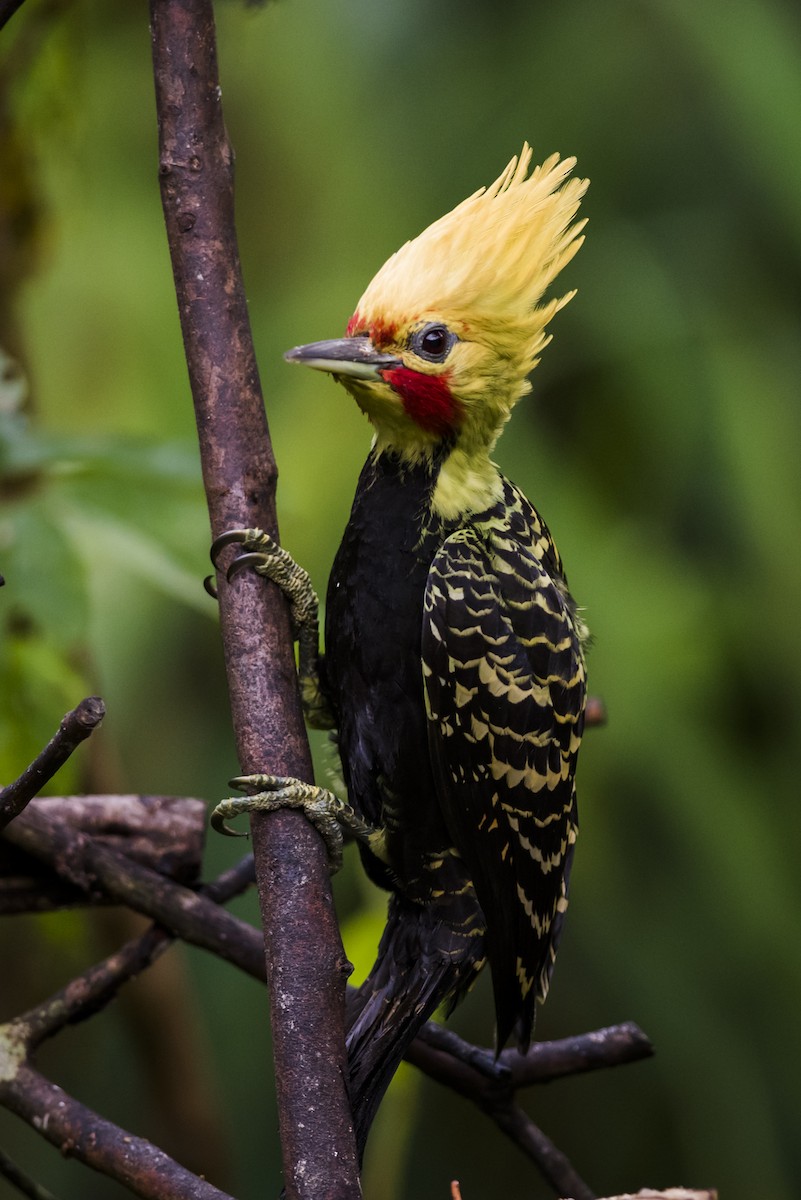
[324,450,454,893]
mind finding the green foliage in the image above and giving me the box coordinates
[1,0,799,1197]
[0,399,210,791]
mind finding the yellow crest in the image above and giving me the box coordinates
[352,145,588,379]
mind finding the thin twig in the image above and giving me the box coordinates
[0,698,105,832]
[407,1022,653,1101]
[494,1104,596,1200]
[14,853,257,1047]
[20,924,173,1049]
[149,2,358,1196]
[414,1022,509,1080]
[0,1147,60,1200]
[200,850,256,900]
[502,1022,654,1087]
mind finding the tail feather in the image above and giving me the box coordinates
[345,893,483,1159]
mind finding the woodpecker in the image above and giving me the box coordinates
[212,146,589,1155]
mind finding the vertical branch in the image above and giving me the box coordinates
[148,3,360,1196]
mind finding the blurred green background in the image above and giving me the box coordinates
[1,0,800,1197]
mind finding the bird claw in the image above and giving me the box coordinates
[210,528,274,576]
[206,529,267,601]
[207,528,333,729]
[208,529,318,637]
[211,773,345,872]
[227,551,279,581]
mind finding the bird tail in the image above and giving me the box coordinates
[345,892,483,1159]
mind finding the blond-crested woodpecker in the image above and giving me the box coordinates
[213,146,589,1156]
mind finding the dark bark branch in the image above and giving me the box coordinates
[0,794,205,913]
[148,3,359,1195]
[0,1064,234,1200]
[495,1103,596,1200]
[15,854,256,1048]
[6,803,651,1109]
[0,788,650,1200]
[2,806,266,980]
[201,850,256,901]
[408,1021,653,1097]
[412,1022,510,1080]
[0,856,256,1198]
[4,791,651,1195]
[502,1021,653,1087]
[0,698,105,833]
[20,924,172,1049]
[3,780,649,1197]
[406,1023,651,1196]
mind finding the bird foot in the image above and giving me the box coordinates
[211,773,384,874]
[210,528,319,637]
[208,529,334,730]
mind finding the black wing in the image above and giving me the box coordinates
[422,521,586,1049]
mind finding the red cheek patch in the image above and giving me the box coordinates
[382,368,462,436]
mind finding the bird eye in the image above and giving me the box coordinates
[412,324,455,363]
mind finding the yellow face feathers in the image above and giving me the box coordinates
[286,146,587,510]
[350,145,588,402]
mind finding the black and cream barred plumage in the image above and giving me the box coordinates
[324,452,586,1149]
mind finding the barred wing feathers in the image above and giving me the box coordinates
[422,513,585,1049]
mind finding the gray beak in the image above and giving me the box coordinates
[284,337,400,381]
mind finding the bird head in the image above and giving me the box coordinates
[286,146,588,514]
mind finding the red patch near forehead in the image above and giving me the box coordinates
[382,368,462,436]
[345,312,398,349]
[368,318,398,349]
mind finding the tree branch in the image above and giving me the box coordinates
[3,787,655,1197]
[495,1104,596,1200]
[407,1023,652,1194]
[0,794,205,913]
[2,805,266,979]
[408,1021,654,1094]
[0,856,256,1198]
[0,1064,235,1200]
[14,854,255,1048]
[0,779,654,1199]
[0,698,105,833]
[148,3,358,1194]
[3,763,653,1198]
